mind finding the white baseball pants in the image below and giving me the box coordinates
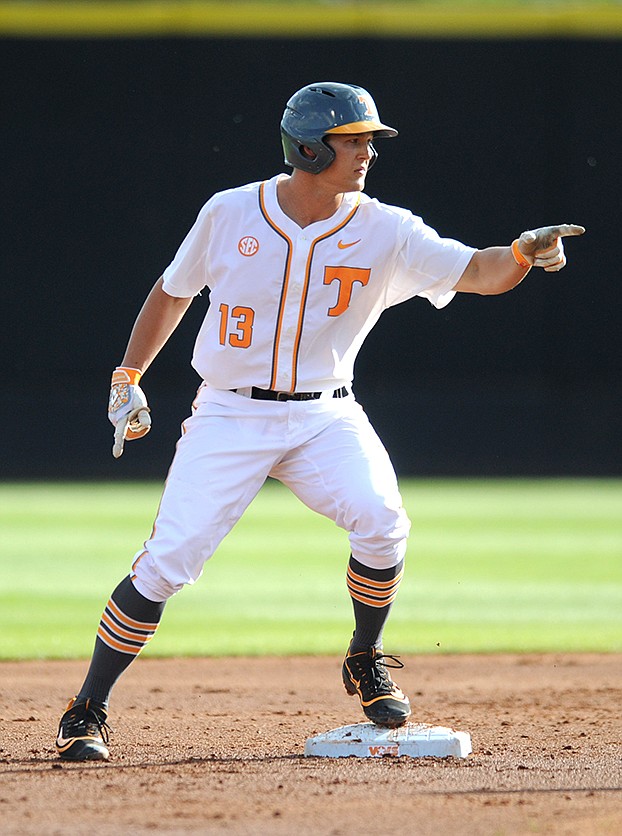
[131,385,411,602]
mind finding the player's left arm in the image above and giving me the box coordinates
[454,224,585,295]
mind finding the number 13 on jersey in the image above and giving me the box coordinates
[218,304,255,348]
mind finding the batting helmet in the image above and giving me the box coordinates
[280,82,398,174]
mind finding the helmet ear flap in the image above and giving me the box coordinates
[281,134,336,174]
[368,143,378,169]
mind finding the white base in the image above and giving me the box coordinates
[304,722,472,759]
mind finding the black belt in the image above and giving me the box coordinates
[232,386,348,402]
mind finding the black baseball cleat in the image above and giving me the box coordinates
[55,697,111,761]
[342,645,411,728]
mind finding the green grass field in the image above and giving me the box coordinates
[0,479,620,660]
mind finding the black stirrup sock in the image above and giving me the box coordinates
[77,575,166,708]
[346,555,404,653]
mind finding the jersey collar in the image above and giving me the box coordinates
[262,173,361,235]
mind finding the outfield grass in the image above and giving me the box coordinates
[0,479,620,659]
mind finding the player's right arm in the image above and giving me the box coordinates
[109,277,194,458]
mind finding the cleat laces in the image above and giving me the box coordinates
[65,701,112,744]
[351,652,404,696]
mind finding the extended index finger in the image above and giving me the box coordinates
[555,224,586,238]
[112,420,127,459]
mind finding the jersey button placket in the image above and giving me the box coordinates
[273,234,311,392]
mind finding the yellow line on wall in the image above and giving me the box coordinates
[1,2,622,38]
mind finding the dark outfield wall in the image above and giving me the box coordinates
[1,37,620,478]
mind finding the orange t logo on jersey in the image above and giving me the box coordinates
[323,266,371,316]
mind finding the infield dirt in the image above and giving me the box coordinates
[1,654,620,834]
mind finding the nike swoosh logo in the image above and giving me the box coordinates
[337,239,361,250]
[56,733,98,747]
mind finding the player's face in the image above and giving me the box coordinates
[322,132,375,192]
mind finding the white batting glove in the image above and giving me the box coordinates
[511,224,585,272]
[108,367,151,459]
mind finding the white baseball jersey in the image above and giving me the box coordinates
[162,173,475,393]
[132,174,477,600]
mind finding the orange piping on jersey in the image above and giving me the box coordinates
[130,552,147,579]
[258,181,294,390]
[289,197,361,390]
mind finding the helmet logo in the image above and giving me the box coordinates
[358,95,374,117]
[238,236,259,257]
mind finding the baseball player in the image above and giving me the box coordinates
[55,82,584,760]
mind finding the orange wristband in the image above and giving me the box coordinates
[111,366,142,386]
[511,239,532,270]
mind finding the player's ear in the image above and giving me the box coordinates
[300,145,317,161]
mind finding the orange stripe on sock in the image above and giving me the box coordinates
[100,610,156,643]
[347,566,404,590]
[346,565,403,608]
[97,626,146,656]
[106,596,160,632]
[348,589,399,608]
[347,574,402,595]
[346,580,400,605]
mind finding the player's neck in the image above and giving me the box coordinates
[277,173,344,229]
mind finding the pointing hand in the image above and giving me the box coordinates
[516,224,585,272]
